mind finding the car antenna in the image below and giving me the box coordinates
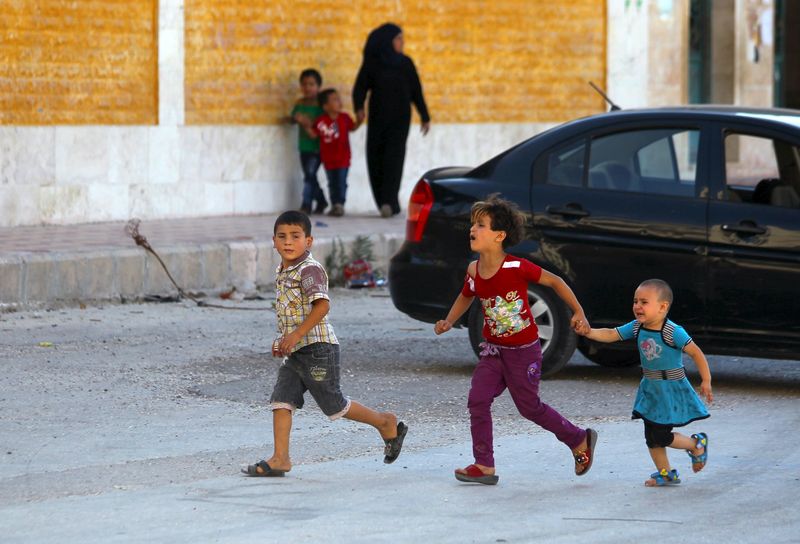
[589,81,621,111]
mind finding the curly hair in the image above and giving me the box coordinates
[470,193,526,248]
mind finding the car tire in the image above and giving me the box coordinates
[467,284,577,378]
[577,337,639,367]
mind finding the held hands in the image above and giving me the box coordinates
[434,319,453,335]
[570,312,591,336]
[293,112,312,128]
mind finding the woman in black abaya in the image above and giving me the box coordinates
[353,23,431,217]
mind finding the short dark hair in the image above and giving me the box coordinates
[299,68,322,86]
[639,278,673,306]
[318,88,337,107]
[274,210,312,236]
[470,194,526,248]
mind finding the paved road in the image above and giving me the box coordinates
[1,290,798,543]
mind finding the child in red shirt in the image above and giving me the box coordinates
[306,89,362,217]
[434,195,598,485]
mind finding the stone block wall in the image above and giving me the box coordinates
[1,0,606,227]
[0,0,158,124]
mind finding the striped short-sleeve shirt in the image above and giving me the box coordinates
[275,252,338,349]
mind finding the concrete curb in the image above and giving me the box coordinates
[0,233,405,308]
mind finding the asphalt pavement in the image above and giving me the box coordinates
[1,293,798,543]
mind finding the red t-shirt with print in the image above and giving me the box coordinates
[460,255,543,346]
[313,113,354,170]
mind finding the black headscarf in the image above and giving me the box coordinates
[363,23,403,67]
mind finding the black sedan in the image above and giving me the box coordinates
[390,106,800,376]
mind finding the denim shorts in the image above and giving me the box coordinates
[270,342,349,418]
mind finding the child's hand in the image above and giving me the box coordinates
[278,331,302,355]
[434,319,452,335]
[570,313,590,336]
[700,380,713,404]
[293,113,311,127]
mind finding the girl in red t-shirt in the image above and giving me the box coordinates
[434,195,598,485]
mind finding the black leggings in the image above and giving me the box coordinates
[366,121,410,214]
[644,421,675,448]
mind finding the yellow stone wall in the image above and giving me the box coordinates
[0,0,158,125]
[185,0,606,125]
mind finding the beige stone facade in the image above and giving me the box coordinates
[0,0,786,227]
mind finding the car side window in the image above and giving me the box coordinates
[534,139,586,187]
[723,132,800,208]
[587,129,699,196]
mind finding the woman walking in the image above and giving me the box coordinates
[353,23,431,218]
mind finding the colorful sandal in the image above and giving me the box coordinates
[645,468,681,487]
[574,428,598,476]
[686,432,708,473]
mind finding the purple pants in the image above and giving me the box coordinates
[468,341,586,467]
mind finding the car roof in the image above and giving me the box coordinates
[582,105,800,128]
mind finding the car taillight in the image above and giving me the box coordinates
[406,178,433,242]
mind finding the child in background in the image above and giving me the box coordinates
[306,88,362,217]
[290,69,328,215]
[578,279,712,487]
[434,195,598,485]
[242,211,407,477]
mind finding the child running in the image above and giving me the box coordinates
[434,195,598,485]
[242,210,406,477]
[577,279,712,487]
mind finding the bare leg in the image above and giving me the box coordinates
[264,408,293,472]
[670,431,706,472]
[343,401,398,440]
[644,446,672,486]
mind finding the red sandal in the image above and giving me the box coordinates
[454,464,499,485]
[574,428,598,476]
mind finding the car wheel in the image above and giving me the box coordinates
[467,284,577,378]
[577,337,639,367]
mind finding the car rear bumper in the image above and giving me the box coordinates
[388,243,467,325]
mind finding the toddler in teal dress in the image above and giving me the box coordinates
[579,279,713,487]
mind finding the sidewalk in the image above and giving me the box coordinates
[0,213,406,307]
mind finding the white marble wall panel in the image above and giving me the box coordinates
[107,127,149,185]
[39,185,88,224]
[0,187,39,227]
[3,122,554,226]
[159,0,184,126]
[148,126,180,185]
[87,183,130,221]
[54,127,110,185]
[129,180,205,219]
[203,182,235,215]
[0,127,56,186]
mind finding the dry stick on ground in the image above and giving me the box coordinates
[125,218,271,311]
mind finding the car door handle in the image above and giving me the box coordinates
[721,222,767,236]
[545,205,590,218]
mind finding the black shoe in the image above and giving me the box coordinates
[383,422,408,464]
[299,205,312,215]
[313,202,328,215]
